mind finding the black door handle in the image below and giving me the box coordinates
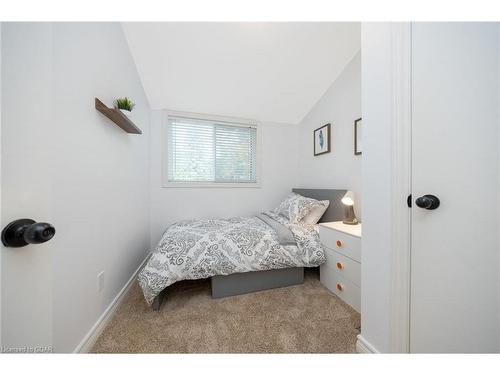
[1,219,56,247]
[415,195,440,210]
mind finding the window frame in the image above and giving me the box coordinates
[162,110,262,188]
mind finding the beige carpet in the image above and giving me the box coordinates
[91,269,360,353]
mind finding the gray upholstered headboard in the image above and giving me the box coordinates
[292,188,346,223]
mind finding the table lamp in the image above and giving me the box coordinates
[341,190,359,225]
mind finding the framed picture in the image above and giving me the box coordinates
[314,123,331,156]
[354,118,362,155]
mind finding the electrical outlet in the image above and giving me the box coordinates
[97,271,105,292]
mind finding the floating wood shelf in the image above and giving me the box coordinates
[95,98,142,134]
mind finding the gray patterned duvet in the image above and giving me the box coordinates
[138,211,325,304]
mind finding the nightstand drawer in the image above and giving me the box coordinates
[323,248,360,287]
[319,267,360,312]
[319,226,361,262]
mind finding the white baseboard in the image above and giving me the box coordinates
[356,334,379,353]
[73,253,151,353]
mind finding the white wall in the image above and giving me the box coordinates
[296,51,362,218]
[52,23,151,353]
[149,110,298,245]
[149,47,361,251]
[1,23,150,352]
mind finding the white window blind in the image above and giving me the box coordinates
[167,115,257,184]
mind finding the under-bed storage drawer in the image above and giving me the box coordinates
[211,267,304,298]
[319,225,361,262]
[320,266,361,312]
[323,248,360,287]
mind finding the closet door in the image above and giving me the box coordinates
[410,23,499,353]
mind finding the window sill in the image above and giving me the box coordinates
[162,182,261,188]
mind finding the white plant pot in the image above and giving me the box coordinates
[118,108,133,121]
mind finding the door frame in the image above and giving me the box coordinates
[357,22,412,354]
[0,22,3,348]
[388,22,412,353]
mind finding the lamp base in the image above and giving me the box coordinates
[343,205,359,225]
[342,218,359,225]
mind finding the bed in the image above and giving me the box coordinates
[138,188,347,310]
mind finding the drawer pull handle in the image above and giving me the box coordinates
[336,283,343,291]
[336,240,342,248]
[336,262,343,270]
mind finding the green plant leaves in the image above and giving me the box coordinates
[114,97,135,111]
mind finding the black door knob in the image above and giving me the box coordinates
[1,219,56,247]
[415,195,440,210]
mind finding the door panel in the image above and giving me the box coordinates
[1,23,54,349]
[410,23,499,352]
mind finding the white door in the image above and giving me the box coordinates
[410,23,499,352]
[1,23,55,350]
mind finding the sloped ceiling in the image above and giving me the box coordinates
[122,22,360,124]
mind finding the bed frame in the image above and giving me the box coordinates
[152,188,347,310]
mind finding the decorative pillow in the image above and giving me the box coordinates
[301,200,330,225]
[274,193,329,223]
[273,193,298,217]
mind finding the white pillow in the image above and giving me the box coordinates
[274,193,329,223]
[301,200,330,225]
[273,193,298,219]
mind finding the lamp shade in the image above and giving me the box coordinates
[341,190,355,206]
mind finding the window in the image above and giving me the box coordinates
[165,113,259,186]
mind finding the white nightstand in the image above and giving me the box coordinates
[319,221,361,312]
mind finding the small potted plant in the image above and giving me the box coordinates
[114,97,135,119]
